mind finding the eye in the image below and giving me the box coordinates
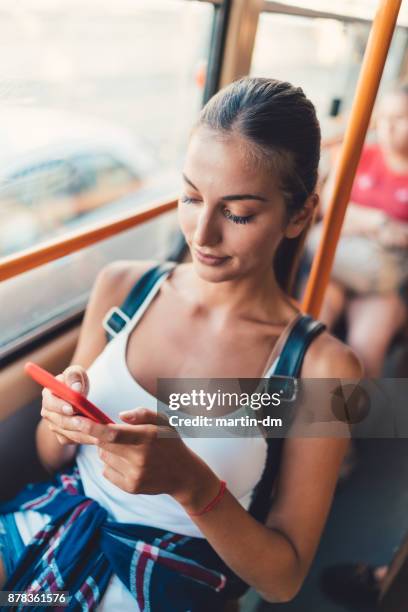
[223,209,254,225]
[180,195,201,204]
[180,195,254,224]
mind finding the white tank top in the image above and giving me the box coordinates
[76,270,280,538]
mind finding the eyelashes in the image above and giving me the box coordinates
[180,196,255,225]
[223,209,254,224]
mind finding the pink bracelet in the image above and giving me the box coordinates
[189,480,227,516]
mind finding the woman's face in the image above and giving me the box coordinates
[377,92,408,156]
[178,126,307,282]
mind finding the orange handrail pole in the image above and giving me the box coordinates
[0,196,178,282]
[302,0,402,318]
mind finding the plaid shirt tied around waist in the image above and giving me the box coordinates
[0,465,245,612]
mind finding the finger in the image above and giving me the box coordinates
[41,386,75,416]
[41,409,101,437]
[97,446,129,472]
[97,438,147,457]
[101,464,129,491]
[96,423,157,446]
[41,407,74,429]
[73,419,118,441]
[63,365,90,397]
[48,423,98,445]
[119,407,170,427]
[56,433,72,445]
[41,368,90,419]
[55,375,78,415]
[45,415,124,444]
[98,426,180,456]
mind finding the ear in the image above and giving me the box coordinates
[284,193,319,239]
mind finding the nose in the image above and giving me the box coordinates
[193,205,222,248]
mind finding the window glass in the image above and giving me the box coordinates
[0,0,214,354]
[0,211,180,356]
[0,0,213,257]
[251,12,406,133]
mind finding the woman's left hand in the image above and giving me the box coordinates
[72,407,221,512]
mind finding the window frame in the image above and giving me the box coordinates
[262,1,408,26]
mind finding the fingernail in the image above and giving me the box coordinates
[72,417,81,428]
[62,404,74,415]
[71,382,82,392]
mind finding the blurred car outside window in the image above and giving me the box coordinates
[0,0,214,355]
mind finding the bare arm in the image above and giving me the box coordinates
[36,259,158,474]
[176,337,362,603]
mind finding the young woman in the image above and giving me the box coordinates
[0,77,361,611]
[309,83,408,377]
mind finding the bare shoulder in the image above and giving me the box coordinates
[301,330,363,378]
[70,259,160,368]
[94,259,161,305]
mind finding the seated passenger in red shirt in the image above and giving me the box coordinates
[307,83,408,377]
[352,142,408,222]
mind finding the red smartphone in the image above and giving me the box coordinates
[24,361,114,424]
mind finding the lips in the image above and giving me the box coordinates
[194,248,230,265]
[196,249,226,259]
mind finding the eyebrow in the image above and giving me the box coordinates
[182,173,268,203]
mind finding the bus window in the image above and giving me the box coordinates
[0,0,214,356]
[0,208,180,358]
[0,0,214,258]
[250,8,407,135]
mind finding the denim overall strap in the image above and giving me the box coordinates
[103,260,177,342]
[273,314,326,378]
[247,316,326,520]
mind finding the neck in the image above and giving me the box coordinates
[189,263,293,323]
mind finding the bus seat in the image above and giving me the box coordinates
[224,599,240,611]
[0,398,48,502]
[0,328,79,500]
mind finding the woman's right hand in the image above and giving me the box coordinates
[40,365,98,446]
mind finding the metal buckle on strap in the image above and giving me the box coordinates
[102,306,131,337]
[266,376,298,402]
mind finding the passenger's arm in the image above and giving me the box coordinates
[341,202,387,236]
[35,259,158,474]
[341,205,408,246]
[376,217,408,248]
